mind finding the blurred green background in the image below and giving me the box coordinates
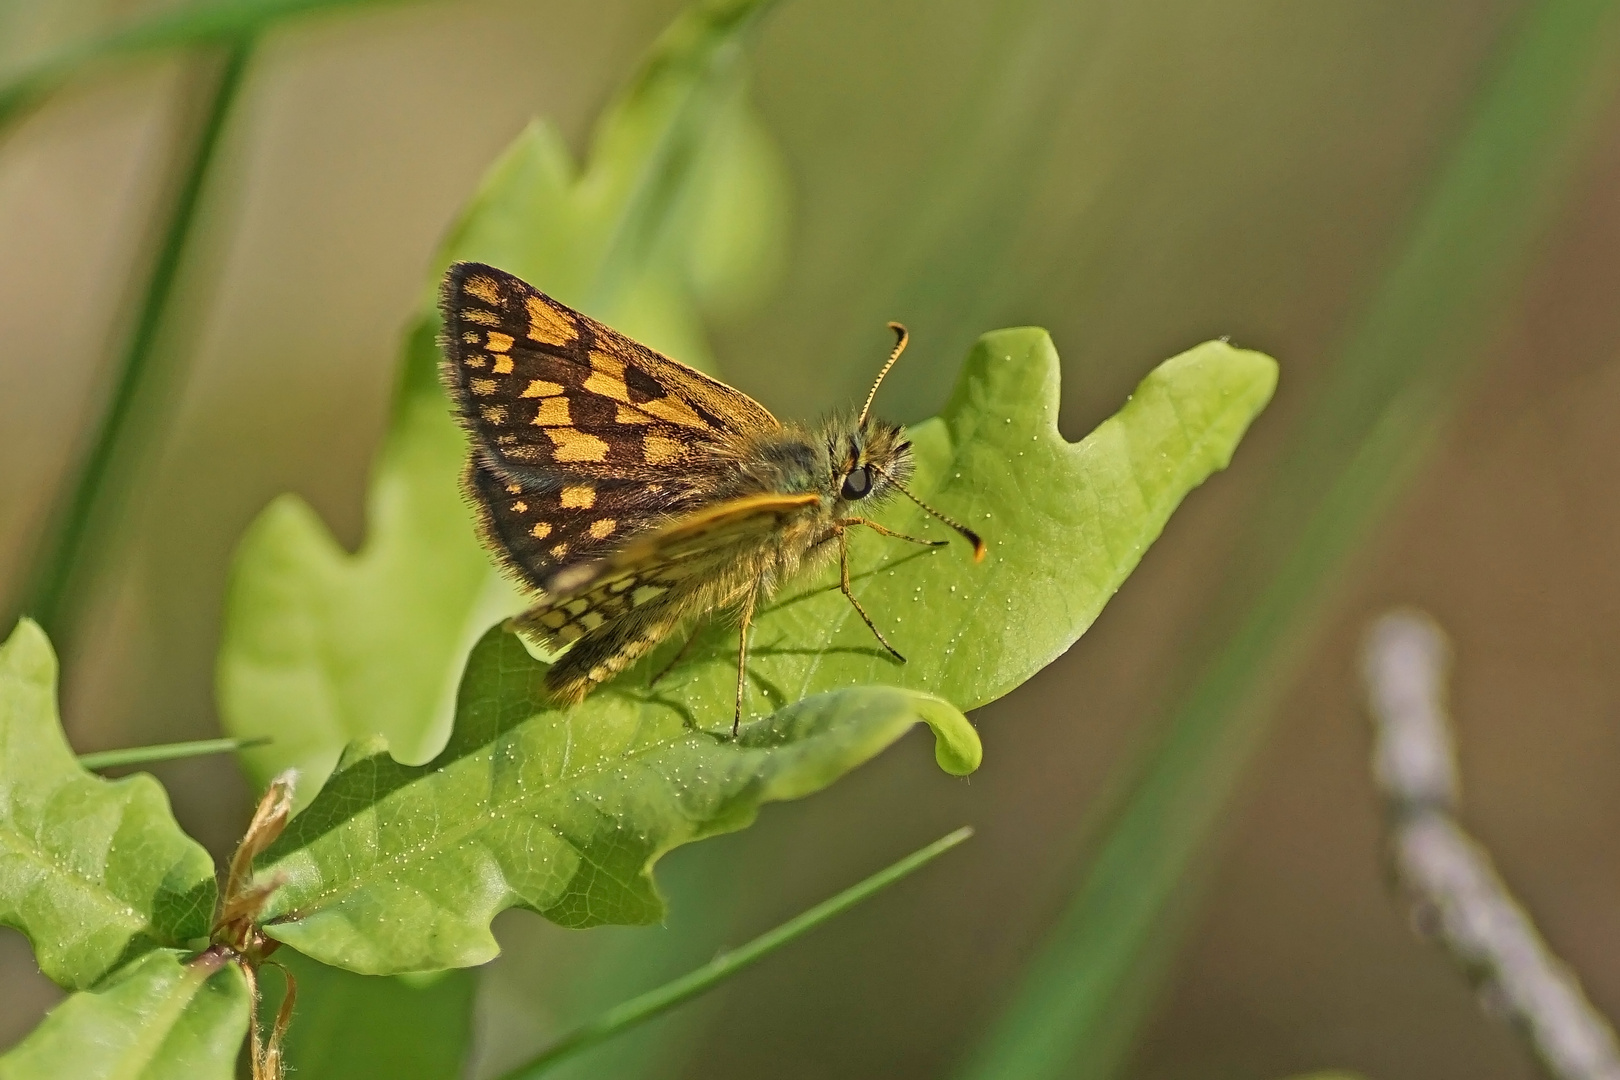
[5,0,1620,1077]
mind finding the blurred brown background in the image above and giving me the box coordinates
[3,0,1618,1077]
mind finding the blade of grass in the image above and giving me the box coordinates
[0,0,414,130]
[955,3,1620,1078]
[495,827,974,1080]
[77,735,270,770]
[20,37,253,640]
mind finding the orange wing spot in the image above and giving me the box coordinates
[526,296,577,346]
[464,276,503,304]
[464,355,487,369]
[614,404,654,424]
[471,378,496,396]
[506,444,542,463]
[643,434,686,465]
[480,405,508,424]
[505,482,523,494]
[582,372,631,403]
[589,348,625,377]
[521,379,565,398]
[641,395,706,428]
[547,428,610,462]
[530,521,552,539]
[561,485,596,509]
[540,610,568,630]
[530,397,571,426]
[588,518,616,539]
[486,331,514,352]
[461,331,481,344]
[550,542,571,560]
[462,308,499,326]
[511,501,528,513]
[492,355,514,375]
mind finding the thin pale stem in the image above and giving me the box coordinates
[22,37,253,637]
[496,826,974,1080]
[77,735,270,770]
[1365,611,1620,1080]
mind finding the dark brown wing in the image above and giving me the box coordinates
[440,262,777,482]
[439,261,781,588]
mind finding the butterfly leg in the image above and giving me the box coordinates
[835,516,947,549]
[733,587,758,737]
[837,527,906,664]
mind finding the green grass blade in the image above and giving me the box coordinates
[955,3,1620,1078]
[20,38,253,639]
[0,0,413,129]
[495,827,973,1080]
[77,736,270,771]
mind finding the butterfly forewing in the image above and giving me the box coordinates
[440,263,776,485]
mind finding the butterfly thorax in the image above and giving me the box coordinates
[708,413,916,585]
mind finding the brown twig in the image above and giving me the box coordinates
[213,770,299,1080]
[1363,610,1620,1080]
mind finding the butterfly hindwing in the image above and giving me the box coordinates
[464,459,704,591]
[515,494,823,700]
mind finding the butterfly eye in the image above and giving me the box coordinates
[840,464,873,500]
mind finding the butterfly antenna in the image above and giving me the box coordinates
[858,322,909,426]
[873,466,987,562]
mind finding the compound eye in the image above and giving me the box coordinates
[840,464,873,500]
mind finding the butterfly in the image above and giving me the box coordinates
[438,262,984,733]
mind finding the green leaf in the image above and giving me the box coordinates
[0,949,248,1080]
[610,330,1277,716]
[254,630,973,974]
[217,0,786,799]
[251,328,1271,975]
[0,619,215,991]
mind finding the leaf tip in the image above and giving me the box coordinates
[913,696,981,776]
[1,616,55,673]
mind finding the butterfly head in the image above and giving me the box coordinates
[832,416,911,506]
[825,323,987,561]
